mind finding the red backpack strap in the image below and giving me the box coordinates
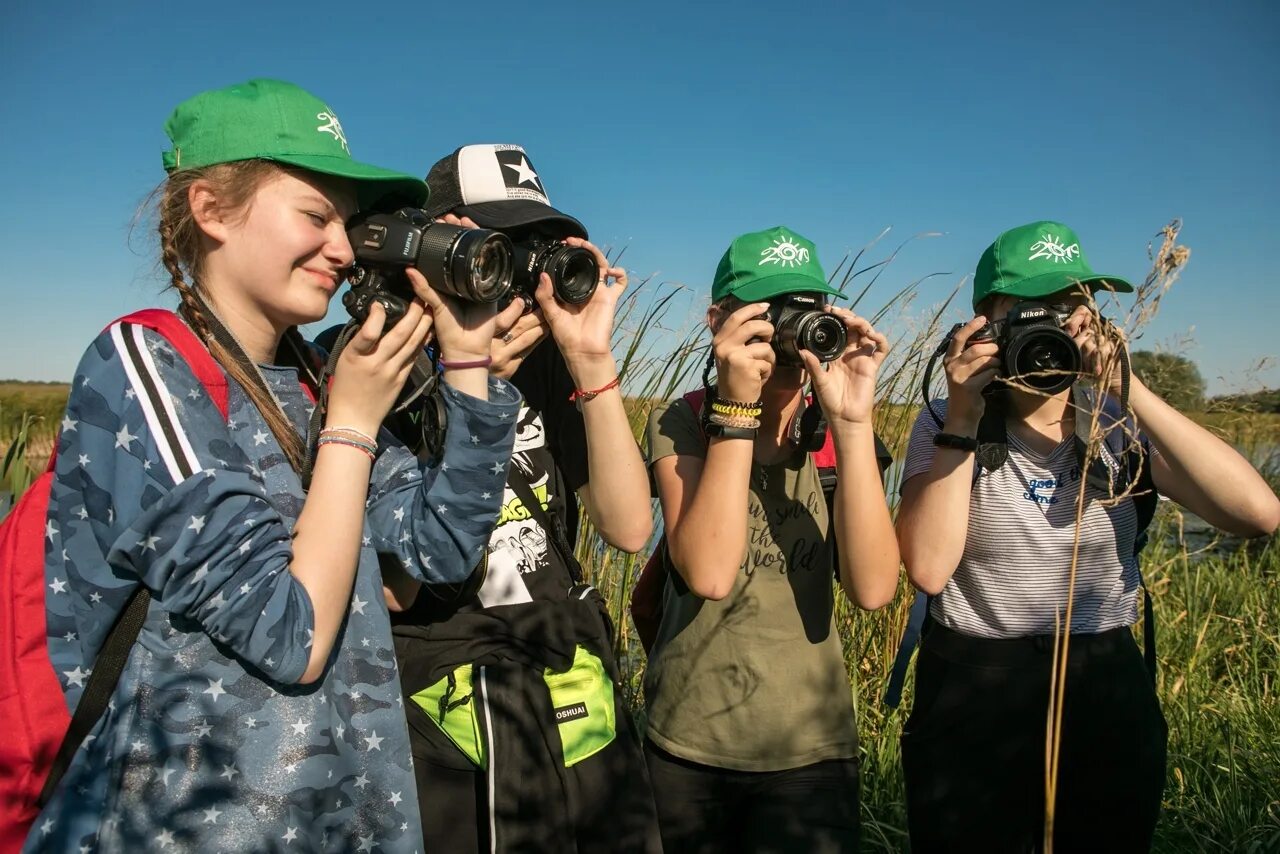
[680,388,707,425]
[110,309,229,420]
[811,426,837,471]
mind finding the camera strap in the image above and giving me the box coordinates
[506,467,586,586]
[193,292,320,471]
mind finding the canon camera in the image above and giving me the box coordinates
[764,294,847,366]
[344,207,515,326]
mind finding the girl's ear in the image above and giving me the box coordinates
[706,302,724,335]
[188,179,230,245]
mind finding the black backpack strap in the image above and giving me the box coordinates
[1127,440,1160,684]
[507,471,585,585]
[38,586,151,806]
[885,591,930,709]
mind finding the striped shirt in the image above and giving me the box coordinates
[902,400,1142,638]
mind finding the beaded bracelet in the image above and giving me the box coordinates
[708,410,761,430]
[712,394,763,408]
[317,435,377,462]
[320,426,378,447]
[710,401,763,418]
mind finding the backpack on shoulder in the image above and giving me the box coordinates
[0,310,228,852]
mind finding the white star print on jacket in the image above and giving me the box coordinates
[29,320,519,852]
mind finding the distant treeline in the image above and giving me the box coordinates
[1210,388,1280,413]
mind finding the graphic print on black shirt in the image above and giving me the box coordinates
[477,405,566,606]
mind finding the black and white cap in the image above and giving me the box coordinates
[423,144,587,238]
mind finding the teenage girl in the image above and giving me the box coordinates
[896,220,1279,852]
[645,226,900,853]
[29,79,520,852]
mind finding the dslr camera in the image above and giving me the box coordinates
[344,207,516,326]
[505,229,600,308]
[970,300,1081,394]
[763,294,848,366]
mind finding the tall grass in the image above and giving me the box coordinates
[1,227,1277,851]
[586,225,1279,852]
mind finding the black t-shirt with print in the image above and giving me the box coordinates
[393,339,590,623]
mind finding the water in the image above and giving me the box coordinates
[883,442,1278,563]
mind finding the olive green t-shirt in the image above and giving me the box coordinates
[643,398,859,772]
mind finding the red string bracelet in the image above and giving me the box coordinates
[568,375,621,406]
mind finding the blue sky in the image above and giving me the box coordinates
[1,0,1276,393]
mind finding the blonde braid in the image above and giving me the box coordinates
[154,161,309,473]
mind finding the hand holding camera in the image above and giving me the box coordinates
[801,307,889,430]
[328,298,435,437]
[491,298,551,380]
[534,237,625,385]
[941,316,1002,431]
[713,302,778,403]
[1064,304,1130,398]
[404,267,498,366]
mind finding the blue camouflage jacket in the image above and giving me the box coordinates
[28,319,519,853]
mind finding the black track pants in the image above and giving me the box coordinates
[644,740,860,853]
[902,622,1167,854]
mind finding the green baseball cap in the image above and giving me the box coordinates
[711,226,844,303]
[161,78,426,209]
[972,220,1132,310]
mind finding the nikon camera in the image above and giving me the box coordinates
[507,231,600,308]
[970,301,1081,394]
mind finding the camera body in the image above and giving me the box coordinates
[509,235,599,307]
[344,207,515,326]
[972,300,1081,394]
[764,293,847,366]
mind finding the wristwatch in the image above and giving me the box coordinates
[704,422,758,440]
[933,432,979,451]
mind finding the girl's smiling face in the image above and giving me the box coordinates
[195,167,357,331]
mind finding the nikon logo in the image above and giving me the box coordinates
[554,702,589,723]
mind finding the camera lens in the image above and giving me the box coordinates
[466,234,515,302]
[797,313,848,363]
[1007,327,1080,393]
[416,223,514,304]
[774,308,847,365]
[546,245,599,305]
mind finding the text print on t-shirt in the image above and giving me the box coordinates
[1023,465,1081,506]
[744,487,827,576]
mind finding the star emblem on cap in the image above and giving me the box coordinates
[503,155,541,189]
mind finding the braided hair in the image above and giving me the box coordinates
[155,160,312,472]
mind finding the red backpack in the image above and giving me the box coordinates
[0,310,228,853]
[629,388,839,654]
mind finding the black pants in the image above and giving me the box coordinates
[902,621,1167,854]
[412,696,661,854]
[644,740,860,854]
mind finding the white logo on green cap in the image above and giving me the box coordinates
[315,111,349,153]
[758,237,810,268]
[1028,233,1080,264]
